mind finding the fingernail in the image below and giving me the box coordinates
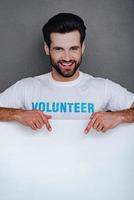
[49,128,52,131]
[84,129,88,134]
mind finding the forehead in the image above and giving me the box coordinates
[50,31,81,47]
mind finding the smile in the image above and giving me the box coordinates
[59,62,75,69]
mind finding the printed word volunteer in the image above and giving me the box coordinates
[32,102,95,113]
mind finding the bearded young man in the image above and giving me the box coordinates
[0,13,134,133]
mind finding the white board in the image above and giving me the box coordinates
[0,120,134,200]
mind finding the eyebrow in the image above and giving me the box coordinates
[52,46,80,50]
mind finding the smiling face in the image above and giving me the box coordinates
[44,30,85,81]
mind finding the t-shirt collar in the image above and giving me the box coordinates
[48,70,83,87]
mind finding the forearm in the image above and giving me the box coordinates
[115,107,134,123]
[85,107,134,133]
[0,107,24,121]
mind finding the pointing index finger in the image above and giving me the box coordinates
[84,113,97,134]
[40,112,52,132]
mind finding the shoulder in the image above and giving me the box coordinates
[17,72,50,88]
[81,71,107,88]
[81,72,128,92]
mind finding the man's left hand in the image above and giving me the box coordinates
[84,111,123,133]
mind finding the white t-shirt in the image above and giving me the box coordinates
[0,71,134,119]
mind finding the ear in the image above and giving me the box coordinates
[44,43,50,55]
[82,42,85,54]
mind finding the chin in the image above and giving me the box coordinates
[61,70,76,78]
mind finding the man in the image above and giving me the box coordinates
[0,13,134,133]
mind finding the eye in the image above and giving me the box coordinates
[54,47,63,51]
[70,47,80,51]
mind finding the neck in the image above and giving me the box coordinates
[51,68,80,82]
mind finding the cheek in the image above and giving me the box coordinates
[73,52,82,60]
[50,52,61,61]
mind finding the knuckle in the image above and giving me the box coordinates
[29,121,34,126]
[35,113,40,118]
[37,110,43,115]
[33,110,41,116]
[96,112,101,116]
[32,118,36,122]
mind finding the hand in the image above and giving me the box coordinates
[84,111,123,133]
[14,110,52,131]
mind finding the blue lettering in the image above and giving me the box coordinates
[60,102,67,112]
[74,103,80,112]
[52,102,59,112]
[32,102,39,110]
[88,103,94,113]
[67,103,74,112]
[81,103,87,112]
[31,102,95,114]
[39,102,45,111]
[46,102,52,112]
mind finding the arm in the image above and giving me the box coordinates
[84,102,134,133]
[0,107,52,131]
[0,80,52,131]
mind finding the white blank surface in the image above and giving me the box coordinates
[0,120,134,200]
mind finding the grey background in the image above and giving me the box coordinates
[0,0,134,92]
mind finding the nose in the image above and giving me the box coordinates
[62,50,71,61]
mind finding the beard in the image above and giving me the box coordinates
[49,55,82,78]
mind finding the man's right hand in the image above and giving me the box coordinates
[14,110,52,131]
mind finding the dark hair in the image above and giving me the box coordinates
[42,13,86,48]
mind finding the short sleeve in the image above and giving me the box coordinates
[0,80,26,109]
[104,79,134,111]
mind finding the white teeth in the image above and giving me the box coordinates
[61,63,73,66]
